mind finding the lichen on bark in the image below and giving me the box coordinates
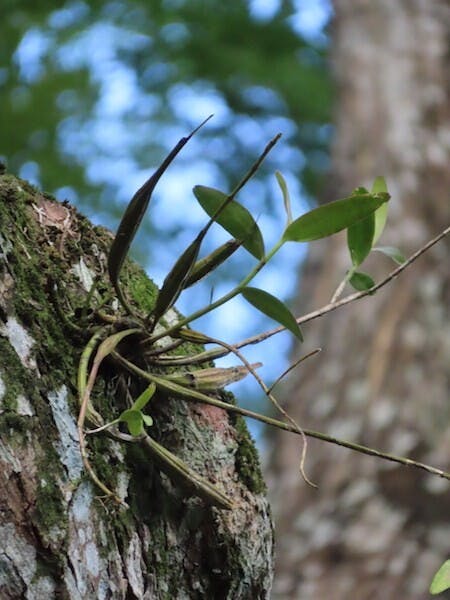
[0,169,273,599]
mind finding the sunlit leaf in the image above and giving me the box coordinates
[241,286,303,340]
[283,191,389,243]
[430,560,450,595]
[349,270,375,291]
[275,171,292,224]
[184,239,241,287]
[193,186,264,259]
[373,246,406,265]
[132,383,156,411]
[142,414,154,427]
[150,234,203,325]
[372,177,389,244]
[119,409,144,436]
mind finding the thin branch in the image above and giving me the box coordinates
[267,348,321,394]
[113,352,450,482]
[201,335,316,487]
[208,225,450,358]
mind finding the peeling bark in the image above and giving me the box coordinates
[269,1,450,598]
[0,167,273,599]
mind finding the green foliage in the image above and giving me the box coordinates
[283,190,389,242]
[430,560,450,595]
[348,271,375,291]
[241,286,303,340]
[118,383,156,436]
[373,246,406,265]
[1,0,331,226]
[193,185,265,259]
[372,177,389,244]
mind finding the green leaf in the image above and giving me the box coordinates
[349,270,375,291]
[373,246,406,265]
[347,210,375,266]
[372,177,389,244]
[430,560,450,595]
[132,383,156,411]
[119,409,144,436]
[241,286,303,340]
[150,234,203,325]
[108,120,209,310]
[283,191,389,243]
[96,328,140,363]
[142,414,154,427]
[193,186,265,259]
[184,238,241,287]
[275,171,292,224]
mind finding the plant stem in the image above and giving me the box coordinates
[147,237,285,344]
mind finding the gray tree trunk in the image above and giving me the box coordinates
[0,167,273,599]
[269,1,450,598]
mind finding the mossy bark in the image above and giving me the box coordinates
[0,167,273,599]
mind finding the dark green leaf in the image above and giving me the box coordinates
[119,409,144,436]
[193,186,265,259]
[283,191,390,243]
[108,118,211,311]
[349,271,375,291]
[184,239,241,287]
[373,246,406,265]
[241,286,303,340]
[430,560,450,595]
[372,177,389,244]
[132,383,156,411]
[150,234,203,325]
[347,209,375,266]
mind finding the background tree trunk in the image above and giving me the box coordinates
[0,167,273,599]
[269,1,450,598]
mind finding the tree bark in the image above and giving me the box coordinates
[0,166,273,599]
[269,1,450,598]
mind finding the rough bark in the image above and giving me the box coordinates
[0,166,273,599]
[269,1,450,598]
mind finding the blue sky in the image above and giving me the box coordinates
[13,0,332,444]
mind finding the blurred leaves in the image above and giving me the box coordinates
[1,0,331,229]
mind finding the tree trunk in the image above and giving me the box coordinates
[0,166,273,599]
[269,1,450,598]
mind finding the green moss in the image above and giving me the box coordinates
[126,263,159,313]
[227,393,266,495]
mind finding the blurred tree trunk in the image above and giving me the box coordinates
[0,168,273,599]
[269,1,450,598]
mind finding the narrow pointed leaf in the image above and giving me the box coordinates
[283,191,389,243]
[349,270,375,291]
[373,246,406,265]
[193,186,264,259]
[430,560,450,595]
[151,234,203,325]
[119,409,144,436]
[347,210,375,266]
[184,239,241,287]
[132,383,156,411]
[96,328,141,363]
[275,171,292,224]
[372,177,389,244]
[108,117,212,308]
[241,286,303,341]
